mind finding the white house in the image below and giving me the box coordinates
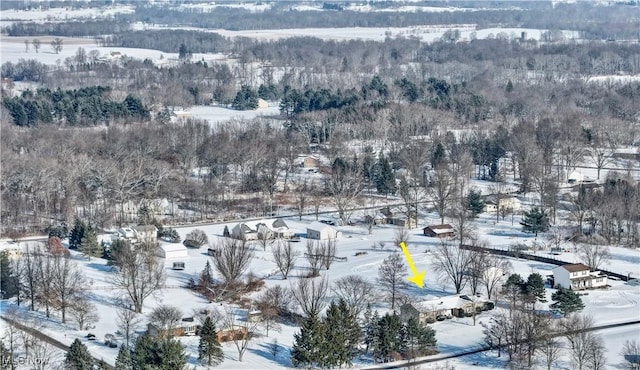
[307,221,341,240]
[155,243,189,259]
[133,225,158,243]
[485,195,521,213]
[552,263,608,290]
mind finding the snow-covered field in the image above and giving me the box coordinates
[2,205,639,369]
[0,5,135,27]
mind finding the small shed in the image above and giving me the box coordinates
[156,244,188,259]
[423,224,455,238]
[307,221,341,240]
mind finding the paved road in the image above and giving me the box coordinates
[360,319,640,370]
[0,315,115,370]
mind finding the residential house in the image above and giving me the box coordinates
[298,154,320,169]
[400,295,492,324]
[379,206,418,228]
[147,317,199,337]
[217,326,248,343]
[364,212,386,226]
[133,225,158,243]
[423,224,455,238]
[230,219,293,241]
[567,171,584,184]
[552,263,608,290]
[484,195,521,214]
[307,221,341,240]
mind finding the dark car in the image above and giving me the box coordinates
[86,333,96,341]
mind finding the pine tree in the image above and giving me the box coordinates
[65,339,94,370]
[375,152,396,196]
[132,333,187,369]
[198,317,223,366]
[115,345,132,370]
[198,261,215,291]
[365,310,380,357]
[551,288,585,317]
[466,189,485,218]
[524,273,547,303]
[291,316,324,368]
[79,226,99,260]
[69,217,87,250]
[431,142,447,169]
[404,317,437,358]
[374,313,403,363]
[322,299,360,367]
[520,207,550,236]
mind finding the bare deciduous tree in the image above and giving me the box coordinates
[320,239,337,271]
[428,166,456,224]
[51,254,85,324]
[111,241,165,313]
[481,255,512,301]
[377,252,407,309]
[538,324,563,370]
[621,339,640,370]
[577,243,611,271]
[304,240,323,277]
[69,293,99,330]
[562,314,596,370]
[431,240,471,294]
[116,305,142,348]
[393,227,410,247]
[290,275,329,318]
[331,275,373,317]
[148,304,183,339]
[271,240,298,279]
[326,159,364,223]
[221,307,260,362]
[212,238,254,284]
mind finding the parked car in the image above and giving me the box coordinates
[86,333,96,341]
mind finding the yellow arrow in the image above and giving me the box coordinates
[400,242,425,288]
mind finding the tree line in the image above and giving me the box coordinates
[2,86,149,126]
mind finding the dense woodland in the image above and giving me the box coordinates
[1,1,639,248]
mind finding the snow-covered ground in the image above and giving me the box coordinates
[2,206,639,369]
[0,5,135,28]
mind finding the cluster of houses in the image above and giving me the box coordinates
[225,219,341,241]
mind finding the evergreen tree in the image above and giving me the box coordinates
[374,313,403,363]
[524,273,547,303]
[520,207,550,236]
[79,226,100,260]
[198,261,215,291]
[198,317,223,366]
[322,299,360,367]
[374,152,396,196]
[431,142,447,169]
[363,308,379,355]
[550,288,585,317]
[232,85,259,110]
[132,333,187,370]
[69,217,87,250]
[466,189,485,218]
[291,316,324,368]
[1,340,12,369]
[115,345,132,370]
[404,317,437,358]
[0,251,18,299]
[65,339,94,370]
